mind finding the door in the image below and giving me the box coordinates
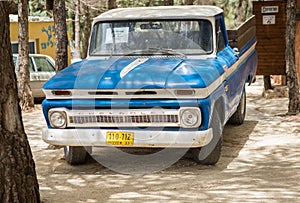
[30,55,56,97]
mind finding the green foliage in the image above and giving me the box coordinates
[214,0,253,28]
[117,0,162,7]
[29,0,49,16]
[27,0,253,28]
[116,0,187,7]
[115,0,252,28]
[29,0,252,53]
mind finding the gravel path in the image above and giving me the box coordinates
[23,79,300,203]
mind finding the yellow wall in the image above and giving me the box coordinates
[10,20,71,65]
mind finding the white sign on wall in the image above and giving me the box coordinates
[263,15,276,25]
[261,6,279,13]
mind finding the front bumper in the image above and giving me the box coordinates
[42,128,213,148]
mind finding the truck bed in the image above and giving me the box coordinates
[227,15,256,54]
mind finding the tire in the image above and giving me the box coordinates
[64,146,87,165]
[191,111,223,165]
[228,88,246,125]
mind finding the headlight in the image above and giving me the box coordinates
[179,108,201,128]
[49,111,67,128]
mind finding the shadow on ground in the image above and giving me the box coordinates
[23,87,300,202]
[46,120,257,175]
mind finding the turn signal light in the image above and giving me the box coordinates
[175,89,195,96]
[52,90,72,96]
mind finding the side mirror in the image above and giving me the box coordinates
[233,47,239,58]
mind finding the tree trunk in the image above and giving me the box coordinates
[46,0,53,10]
[74,0,81,58]
[53,0,68,72]
[81,2,91,59]
[18,0,34,111]
[164,0,174,6]
[263,75,273,90]
[238,0,243,26]
[0,2,40,202]
[185,0,194,5]
[286,0,300,114]
[108,0,117,10]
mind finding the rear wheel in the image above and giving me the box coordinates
[64,146,88,165]
[228,88,246,125]
[191,111,223,165]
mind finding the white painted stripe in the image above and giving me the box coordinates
[225,42,257,78]
[120,58,149,78]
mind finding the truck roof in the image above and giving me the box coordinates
[94,5,223,21]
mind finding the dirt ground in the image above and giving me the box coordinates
[23,78,300,203]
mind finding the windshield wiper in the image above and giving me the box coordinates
[147,48,186,57]
[124,48,186,57]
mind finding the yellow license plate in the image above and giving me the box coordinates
[106,131,134,146]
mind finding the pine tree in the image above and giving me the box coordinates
[0,2,40,202]
[286,0,300,114]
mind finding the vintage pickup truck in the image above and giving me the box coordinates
[42,5,257,165]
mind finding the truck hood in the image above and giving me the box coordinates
[43,57,224,90]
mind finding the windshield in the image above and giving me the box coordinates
[89,19,213,57]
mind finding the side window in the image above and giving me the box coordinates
[198,20,213,52]
[34,57,55,72]
[29,58,34,72]
[11,42,36,54]
[215,19,226,52]
[14,56,34,72]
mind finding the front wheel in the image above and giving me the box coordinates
[64,146,88,165]
[191,111,223,165]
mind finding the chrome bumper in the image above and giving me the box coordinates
[42,128,213,148]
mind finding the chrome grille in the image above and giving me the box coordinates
[48,107,202,128]
[69,114,178,124]
[64,108,181,127]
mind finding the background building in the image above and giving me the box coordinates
[10,15,72,65]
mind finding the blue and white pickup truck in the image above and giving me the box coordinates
[42,5,257,165]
